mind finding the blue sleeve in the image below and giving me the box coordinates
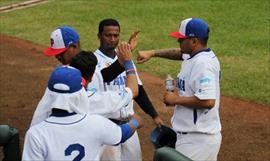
[119,124,133,143]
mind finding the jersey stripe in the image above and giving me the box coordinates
[45,114,87,125]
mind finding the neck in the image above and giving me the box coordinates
[99,47,116,58]
[190,46,207,55]
[52,108,69,114]
[50,108,76,117]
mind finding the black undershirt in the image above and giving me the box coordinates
[100,60,158,119]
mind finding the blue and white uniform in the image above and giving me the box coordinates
[30,88,133,127]
[87,49,142,161]
[23,114,122,161]
[173,49,222,161]
[23,66,136,161]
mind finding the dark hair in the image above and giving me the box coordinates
[198,37,208,46]
[70,51,97,81]
[198,28,210,46]
[98,18,120,34]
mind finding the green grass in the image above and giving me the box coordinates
[0,0,269,105]
[0,0,27,7]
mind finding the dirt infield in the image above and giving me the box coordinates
[0,34,269,161]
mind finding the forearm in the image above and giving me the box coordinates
[119,119,140,143]
[101,60,125,82]
[134,85,158,118]
[175,95,215,109]
[126,75,138,98]
[153,48,182,60]
[124,61,138,97]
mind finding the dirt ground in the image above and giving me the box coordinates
[0,34,269,161]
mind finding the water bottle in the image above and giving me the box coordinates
[165,74,174,92]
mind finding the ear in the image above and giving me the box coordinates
[191,38,199,46]
[195,38,200,44]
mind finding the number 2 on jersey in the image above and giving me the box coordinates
[65,143,85,161]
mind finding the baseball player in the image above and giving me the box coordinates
[30,26,139,126]
[22,66,144,160]
[137,18,222,161]
[87,18,163,161]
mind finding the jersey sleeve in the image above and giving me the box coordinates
[101,60,125,82]
[86,87,133,115]
[134,85,158,118]
[22,129,44,160]
[93,115,122,145]
[190,60,217,100]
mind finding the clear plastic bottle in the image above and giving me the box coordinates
[165,74,174,92]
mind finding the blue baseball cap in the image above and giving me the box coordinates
[170,18,209,39]
[44,26,80,56]
[48,66,82,93]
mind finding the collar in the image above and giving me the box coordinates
[188,48,211,60]
[50,109,77,117]
[99,47,117,59]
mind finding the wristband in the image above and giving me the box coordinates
[124,60,134,71]
[129,119,139,128]
[126,69,136,75]
[124,60,136,75]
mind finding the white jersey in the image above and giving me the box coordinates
[30,88,132,126]
[23,114,121,161]
[87,49,142,119]
[172,49,221,134]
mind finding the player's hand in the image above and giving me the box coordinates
[153,116,164,127]
[130,113,144,129]
[137,50,154,64]
[163,91,178,106]
[117,42,132,65]
[128,31,140,51]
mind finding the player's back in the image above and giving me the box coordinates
[23,113,121,161]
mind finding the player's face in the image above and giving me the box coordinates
[178,38,193,54]
[99,26,120,51]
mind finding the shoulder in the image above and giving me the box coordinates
[94,49,106,60]
[25,122,46,139]
[93,49,108,69]
[195,49,214,59]
[194,50,218,65]
[88,114,108,121]
[86,114,116,128]
[190,50,219,73]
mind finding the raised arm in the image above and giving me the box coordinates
[101,60,124,82]
[117,42,138,98]
[128,31,140,51]
[137,48,183,64]
[100,31,140,82]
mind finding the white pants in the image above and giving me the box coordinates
[100,131,142,161]
[175,132,222,161]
